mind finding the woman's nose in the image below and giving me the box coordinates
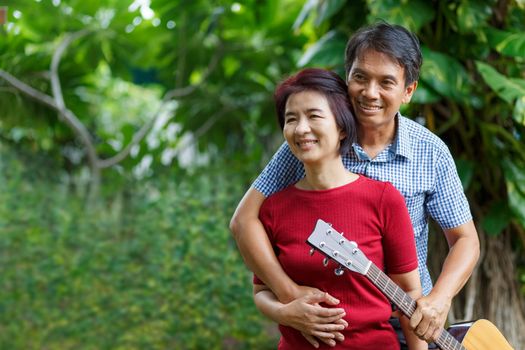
[295,118,311,134]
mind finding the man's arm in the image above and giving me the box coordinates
[230,187,300,302]
[410,220,480,342]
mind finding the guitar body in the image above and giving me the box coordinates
[451,319,515,350]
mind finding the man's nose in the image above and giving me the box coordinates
[362,81,380,99]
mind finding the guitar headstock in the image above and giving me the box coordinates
[307,219,371,275]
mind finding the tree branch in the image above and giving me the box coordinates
[0,69,57,109]
[0,68,99,170]
[51,29,91,110]
[1,30,224,179]
[163,43,223,100]
[97,100,173,168]
[98,44,224,168]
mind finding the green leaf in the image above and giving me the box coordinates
[292,0,317,30]
[487,28,525,58]
[411,81,442,104]
[456,1,492,33]
[366,0,434,32]
[420,47,472,103]
[475,61,525,104]
[455,158,474,190]
[297,30,347,68]
[315,0,346,27]
[481,201,512,236]
[503,159,525,228]
[513,96,525,125]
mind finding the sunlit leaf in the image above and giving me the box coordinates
[486,27,525,58]
[297,30,346,68]
[456,2,492,33]
[420,47,472,103]
[366,0,434,31]
[476,61,525,104]
[514,96,525,125]
[292,0,317,30]
[315,0,346,27]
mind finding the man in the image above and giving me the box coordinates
[230,22,480,349]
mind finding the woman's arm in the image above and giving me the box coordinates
[390,270,428,350]
[253,284,348,348]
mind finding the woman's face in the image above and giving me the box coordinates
[283,90,345,165]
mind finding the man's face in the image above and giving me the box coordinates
[347,49,417,131]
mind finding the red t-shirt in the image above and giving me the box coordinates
[254,176,418,350]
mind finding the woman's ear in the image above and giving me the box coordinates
[339,129,347,141]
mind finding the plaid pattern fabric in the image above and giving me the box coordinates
[252,114,472,295]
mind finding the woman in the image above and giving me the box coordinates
[253,68,426,350]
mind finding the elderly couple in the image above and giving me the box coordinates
[230,22,480,350]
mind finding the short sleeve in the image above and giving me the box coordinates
[426,151,472,229]
[252,142,305,197]
[380,183,418,274]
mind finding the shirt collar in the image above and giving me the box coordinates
[351,113,414,161]
[390,113,413,160]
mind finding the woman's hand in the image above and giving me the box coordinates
[278,291,348,348]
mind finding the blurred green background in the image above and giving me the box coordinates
[1,0,524,349]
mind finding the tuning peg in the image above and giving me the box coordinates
[309,248,315,256]
[323,257,329,267]
[334,266,344,276]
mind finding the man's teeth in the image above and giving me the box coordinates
[359,103,381,110]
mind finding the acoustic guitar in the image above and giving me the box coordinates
[306,219,514,350]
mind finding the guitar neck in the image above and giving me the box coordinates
[366,264,466,350]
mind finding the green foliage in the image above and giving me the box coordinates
[366,0,435,31]
[2,0,525,345]
[0,0,307,173]
[0,145,276,350]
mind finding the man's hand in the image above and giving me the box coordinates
[409,221,480,343]
[278,291,348,348]
[410,292,451,342]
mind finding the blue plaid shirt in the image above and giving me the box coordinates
[252,114,472,295]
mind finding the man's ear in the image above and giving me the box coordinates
[402,81,418,104]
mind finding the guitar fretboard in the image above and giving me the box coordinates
[366,264,466,350]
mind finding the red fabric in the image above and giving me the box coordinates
[254,176,417,350]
